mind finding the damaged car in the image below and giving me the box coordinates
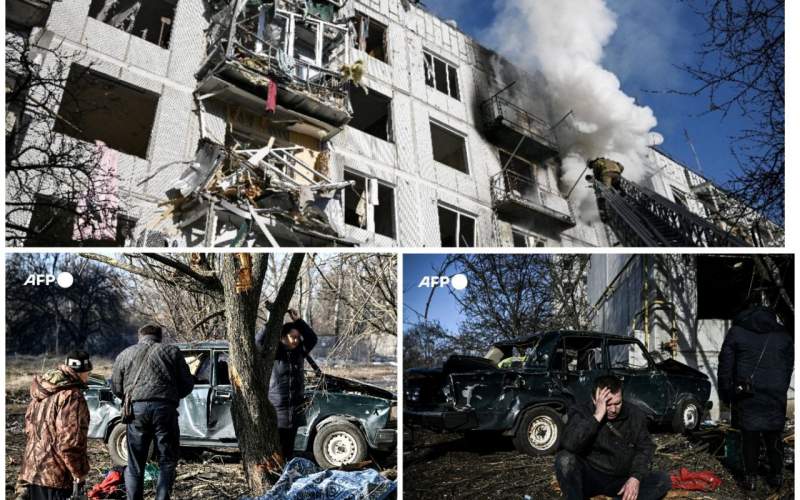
[86,341,396,469]
[404,331,711,456]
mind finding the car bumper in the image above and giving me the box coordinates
[373,429,397,450]
[404,409,478,431]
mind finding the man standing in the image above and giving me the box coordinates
[555,375,671,500]
[18,351,93,500]
[265,308,318,460]
[112,325,194,500]
[718,304,792,491]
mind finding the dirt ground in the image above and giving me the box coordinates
[6,356,397,499]
[403,427,794,500]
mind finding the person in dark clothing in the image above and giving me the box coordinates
[717,305,792,491]
[265,308,318,460]
[112,324,194,500]
[555,375,671,500]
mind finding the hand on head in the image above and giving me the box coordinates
[593,386,612,422]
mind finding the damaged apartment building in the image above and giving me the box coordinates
[587,254,794,421]
[6,0,784,247]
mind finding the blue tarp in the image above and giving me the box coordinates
[242,458,396,500]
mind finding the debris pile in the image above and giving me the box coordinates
[143,138,355,246]
[404,427,794,500]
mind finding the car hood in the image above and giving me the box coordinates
[656,358,708,380]
[317,373,395,401]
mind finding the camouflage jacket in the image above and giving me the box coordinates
[19,365,90,490]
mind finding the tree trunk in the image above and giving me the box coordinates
[219,254,275,494]
[220,253,305,495]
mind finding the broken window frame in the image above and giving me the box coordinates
[423,50,460,101]
[511,228,546,248]
[353,12,389,64]
[429,120,469,174]
[437,204,475,248]
[255,9,350,78]
[607,338,652,371]
[343,169,397,239]
[88,0,176,50]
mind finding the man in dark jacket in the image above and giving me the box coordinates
[555,375,671,500]
[18,351,92,500]
[112,324,194,500]
[718,305,792,491]
[264,308,318,460]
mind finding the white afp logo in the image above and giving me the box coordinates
[23,272,74,288]
[418,273,468,290]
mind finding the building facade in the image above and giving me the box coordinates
[587,254,794,421]
[6,0,781,247]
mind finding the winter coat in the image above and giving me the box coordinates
[267,319,318,428]
[19,365,90,490]
[560,400,656,481]
[111,336,194,405]
[717,306,793,431]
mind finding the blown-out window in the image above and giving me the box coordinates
[423,51,459,100]
[438,205,474,247]
[343,171,396,239]
[430,122,468,173]
[88,0,176,49]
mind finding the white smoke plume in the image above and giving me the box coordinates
[484,0,662,222]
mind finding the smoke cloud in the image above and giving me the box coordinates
[483,0,662,223]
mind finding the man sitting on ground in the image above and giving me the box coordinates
[554,375,671,500]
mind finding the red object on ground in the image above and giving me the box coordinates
[670,467,722,491]
[266,79,278,113]
[88,469,124,499]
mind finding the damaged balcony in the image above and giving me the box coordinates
[197,2,354,141]
[481,94,558,160]
[490,169,575,227]
[158,138,356,247]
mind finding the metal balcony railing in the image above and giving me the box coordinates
[481,95,558,152]
[490,169,575,225]
[226,24,349,109]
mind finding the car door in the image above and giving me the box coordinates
[178,349,211,438]
[207,350,237,440]
[551,335,607,405]
[606,338,669,418]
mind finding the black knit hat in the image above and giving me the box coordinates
[65,350,93,373]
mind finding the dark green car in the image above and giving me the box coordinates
[86,341,396,468]
[405,331,711,455]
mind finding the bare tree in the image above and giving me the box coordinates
[81,252,306,494]
[5,253,137,355]
[548,255,591,330]
[678,0,784,225]
[6,31,122,246]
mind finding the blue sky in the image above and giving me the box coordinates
[403,254,466,334]
[421,0,760,187]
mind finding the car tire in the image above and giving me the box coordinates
[108,423,129,467]
[513,406,563,456]
[672,397,702,433]
[313,421,368,469]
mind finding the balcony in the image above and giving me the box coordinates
[197,5,352,140]
[481,95,558,160]
[490,170,575,226]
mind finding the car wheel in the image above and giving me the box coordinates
[513,407,563,456]
[313,421,368,469]
[672,397,702,433]
[108,423,129,467]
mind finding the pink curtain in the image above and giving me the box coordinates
[73,140,119,241]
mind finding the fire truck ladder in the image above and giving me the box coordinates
[595,177,749,247]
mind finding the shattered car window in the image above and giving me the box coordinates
[607,340,650,370]
[523,337,553,370]
[184,351,212,384]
